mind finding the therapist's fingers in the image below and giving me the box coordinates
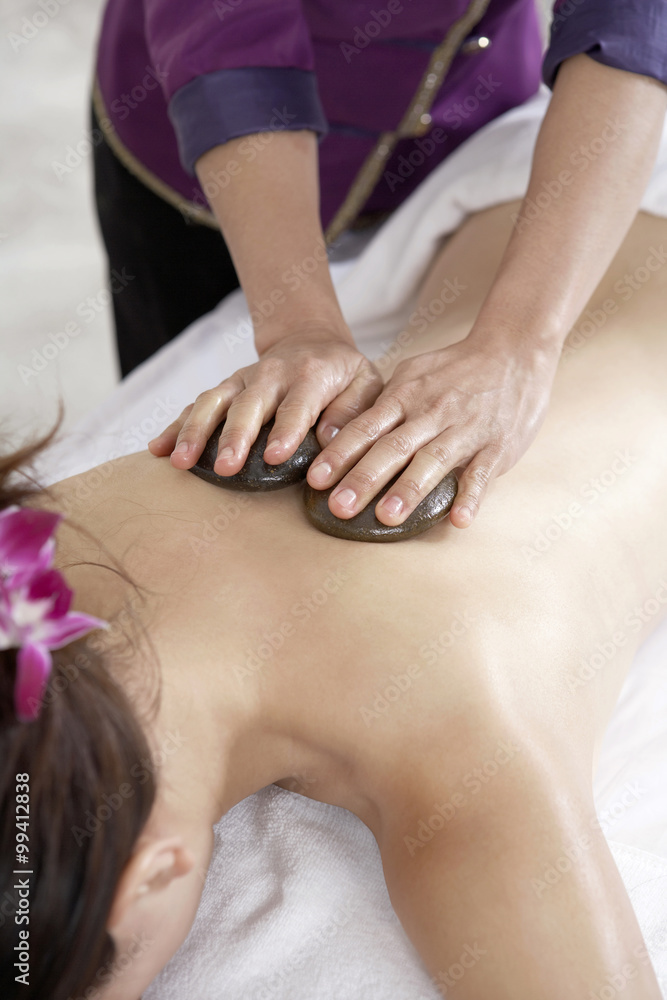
[313,363,384,449]
[149,338,382,471]
[448,447,505,528]
[263,389,325,465]
[306,395,405,492]
[148,404,193,457]
[317,418,458,520]
[168,377,244,469]
[212,380,284,473]
[263,360,382,463]
[370,431,470,525]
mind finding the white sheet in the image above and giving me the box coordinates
[38,87,667,996]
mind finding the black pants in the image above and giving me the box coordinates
[91,105,240,377]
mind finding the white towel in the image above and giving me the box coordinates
[36,87,667,998]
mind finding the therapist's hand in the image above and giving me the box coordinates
[148,130,385,474]
[306,330,560,529]
[148,324,383,472]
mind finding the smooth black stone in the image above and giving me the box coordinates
[303,470,458,542]
[190,418,321,491]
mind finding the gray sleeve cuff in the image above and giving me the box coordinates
[542,0,667,89]
[168,66,329,175]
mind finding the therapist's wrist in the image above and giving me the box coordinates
[465,310,565,376]
[253,309,354,356]
[468,275,571,356]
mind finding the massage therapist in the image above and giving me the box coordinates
[92,1,667,529]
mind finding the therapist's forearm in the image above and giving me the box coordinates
[195,130,350,354]
[470,54,667,353]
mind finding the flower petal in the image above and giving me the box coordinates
[28,568,72,618]
[38,611,108,649]
[10,538,56,588]
[14,643,52,722]
[0,508,61,574]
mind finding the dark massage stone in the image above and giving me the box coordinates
[190,418,321,491]
[303,471,458,542]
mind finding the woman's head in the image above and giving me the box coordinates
[0,642,158,999]
[0,436,158,1000]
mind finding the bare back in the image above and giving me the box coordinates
[47,202,667,839]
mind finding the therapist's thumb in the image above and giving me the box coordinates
[316,361,383,446]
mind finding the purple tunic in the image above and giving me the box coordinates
[95,0,667,230]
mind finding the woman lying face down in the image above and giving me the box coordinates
[1,200,666,1000]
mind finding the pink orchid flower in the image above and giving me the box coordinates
[0,505,107,722]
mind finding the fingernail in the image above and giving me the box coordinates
[265,438,287,453]
[321,425,340,444]
[381,494,403,516]
[455,505,472,525]
[332,487,356,510]
[309,461,332,485]
[174,441,189,455]
[217,446,234,462]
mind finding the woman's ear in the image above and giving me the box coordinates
[106,836,195,936]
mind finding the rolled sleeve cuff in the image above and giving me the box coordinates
[542,0,667,89]
[168,66,329,175]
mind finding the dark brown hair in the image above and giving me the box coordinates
[0,432,157,999]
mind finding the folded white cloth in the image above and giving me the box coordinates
[38,87,667,997]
